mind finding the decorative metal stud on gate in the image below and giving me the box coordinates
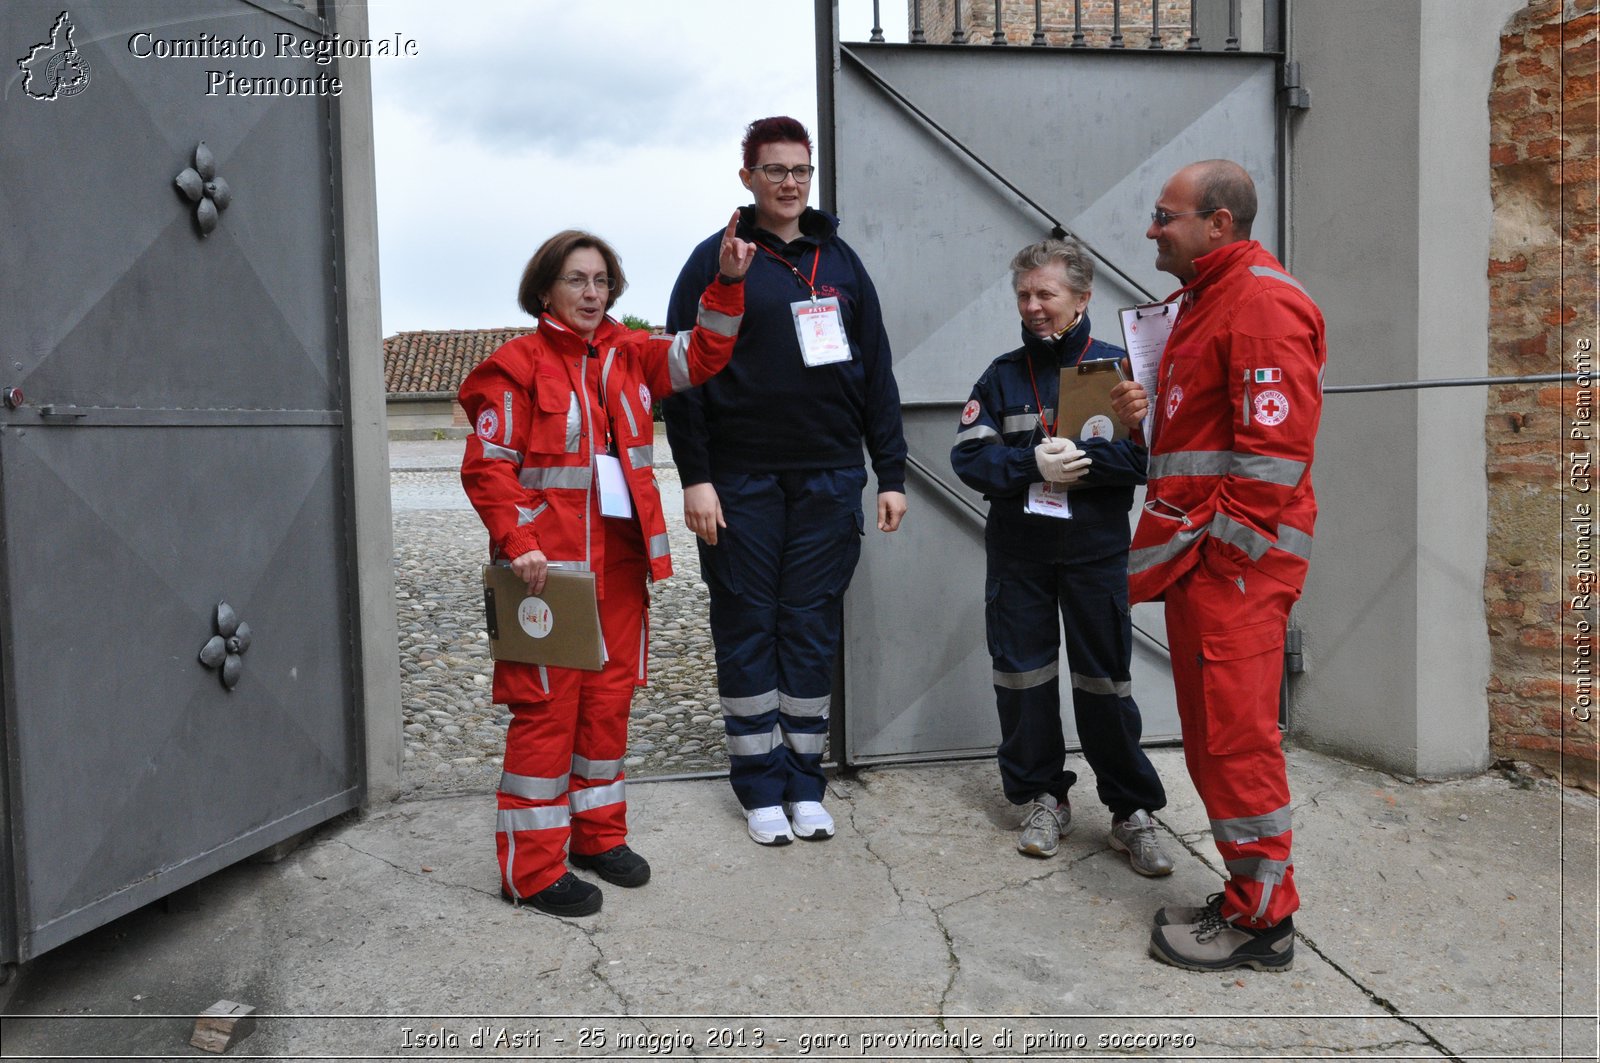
[174,142,232,237]
[198,601,251,690]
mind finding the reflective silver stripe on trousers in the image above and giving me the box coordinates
[571,755,623,781]
[1001,411,1050,435]
[1149,450,1305,486]
[667,331,693,393]
[722,690,780,718]
[1211,513,1274,561]
[636,621,647,683]
[955,424,999,445]
[647,532,670,560]
[779,692,830,719]
[783,730,828,755]
[516,502,548,527]
[497,805,569,833]
[727,724,784,756]
[993,659,1058,690]
[1129,525,1206,575]
[1249,264,1310,298]
[520,465,593,490]
[565,393,580,453]
[497,770,569,801]
[1070,672,1132,698]
[697,301,742,337]
[1211,804,1292,843]
[628,444,653,469]
[479,439,523,464]
[1274,525,1313,560]
[569,779,625,813]
[1225,856,1289,885]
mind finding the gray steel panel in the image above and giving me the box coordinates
[834,43,1275,764]
[0,424,359,958]
[0,0,339,414]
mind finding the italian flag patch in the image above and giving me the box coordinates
[1254,368,1282,383]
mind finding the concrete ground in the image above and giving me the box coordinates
[1,748,1595,1060]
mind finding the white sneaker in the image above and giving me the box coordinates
[784,800,835,841]
[746,805,794,846]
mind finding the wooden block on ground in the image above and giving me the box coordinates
[190,999,256,1054]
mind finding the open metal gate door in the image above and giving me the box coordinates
[0,0,363,960]
[825,12,1282,764]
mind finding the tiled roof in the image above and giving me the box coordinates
[382,327,534,396]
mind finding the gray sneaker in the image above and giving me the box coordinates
[1109,809,1175,877]
[1017,794,1070,858]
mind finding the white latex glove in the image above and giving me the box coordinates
[1034,437,1092,485]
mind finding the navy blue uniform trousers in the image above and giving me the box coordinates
[697,466,866,809]
[987,544,1166,816]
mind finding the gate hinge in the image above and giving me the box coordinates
[1282,61,1312,111]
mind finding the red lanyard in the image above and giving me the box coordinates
[756,242,821,298]
[1023,322,1090,439]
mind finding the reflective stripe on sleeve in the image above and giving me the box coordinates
[519,465,593,490]
[647,532,670,560]
[569,779,625,813]
[1148,450,1304,486]
[497,770,569,801]
[1274,525,1313,560]
[515,502,548,527]
[628,444,654,469]
[1070,672,1132,698]
[497,805,569,833]
[696,302,741,338]
[1230,453,1307,486]
[727,724,784,757]
[955,424,999,445]
[1129,525,1207,575]
[993,659,1058,690]
[1249,264,1310,298]
[479,439,523,464]
[1210,805,1292,844]
[1212,513,1274,561]
[778,692,830,719]
[667,331,693,393]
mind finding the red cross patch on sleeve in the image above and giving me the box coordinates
[960,399,981,425]
[1253,390,1290,426]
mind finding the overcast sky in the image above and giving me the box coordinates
[367,1,906,335]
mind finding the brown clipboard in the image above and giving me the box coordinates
[1057,359,1129,443]
[482,564,605,670]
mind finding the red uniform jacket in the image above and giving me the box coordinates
[1129,240,1326,603]
[459,278,744,599]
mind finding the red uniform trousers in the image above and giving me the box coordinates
[1164,559,1300,929]
[496,517,648,900]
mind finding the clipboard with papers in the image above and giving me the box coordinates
[1057,359,1130,443]
[482,564,605,670]
[1117,300,1179,441]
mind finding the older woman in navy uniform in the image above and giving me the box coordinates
[950,236,1171,875]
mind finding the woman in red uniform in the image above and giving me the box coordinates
[459,217,753,916]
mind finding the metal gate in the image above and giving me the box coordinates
[0,0,364,960]
[823,3,1284,764]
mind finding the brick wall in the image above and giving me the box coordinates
[920,0,1192,48]
[1486,0,1598,791]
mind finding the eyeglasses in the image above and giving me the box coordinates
[557,273,616,293]
[1150,207,1218,227]
[753,164,815,184]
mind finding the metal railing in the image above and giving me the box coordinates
[869,0,1271,52]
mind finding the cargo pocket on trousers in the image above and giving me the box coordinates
[1199,617,1285,757]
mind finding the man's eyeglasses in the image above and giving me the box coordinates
[558,273,616,293]
[753,164,816,184]
[1150,208,1218,228]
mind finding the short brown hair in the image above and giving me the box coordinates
[516,230,628,317]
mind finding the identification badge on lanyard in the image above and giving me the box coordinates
[1025,481,1073,520]
[595,453,633,519]
[790,296,850,368]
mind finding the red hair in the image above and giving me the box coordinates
[741,116,812,168]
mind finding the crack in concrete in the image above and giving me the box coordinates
[1292,927,1467,1063]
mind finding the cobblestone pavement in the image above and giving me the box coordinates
[392,463,729,798]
